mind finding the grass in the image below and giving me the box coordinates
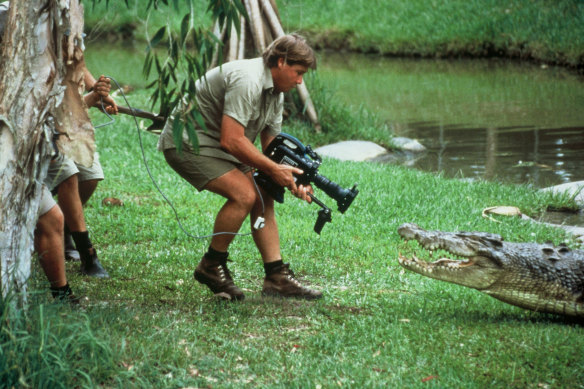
[3,89,583,388]
[277,0,584,68]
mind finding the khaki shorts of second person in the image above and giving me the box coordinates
[163,148,252,191]
[45,152,104,191]
[38,185,57,218]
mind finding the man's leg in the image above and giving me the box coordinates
[205,169,257,251]
[249,178,281,262]
[193,169,257,301]
[62,178,97,262]
[57,175,109,278]
[78,178,98,205]
[35,204,77,302]
[248,174,322,300]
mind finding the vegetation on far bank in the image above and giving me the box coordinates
[83,0,584,70]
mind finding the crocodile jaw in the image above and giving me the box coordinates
[398,254,500,290]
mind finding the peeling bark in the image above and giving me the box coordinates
[0,0,89,301]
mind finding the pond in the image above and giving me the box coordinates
[317,52,584,190]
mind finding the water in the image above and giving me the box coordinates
[317,52,584,189]
[317,52,584,226]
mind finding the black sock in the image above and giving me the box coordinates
[71,231,92,252]
[205,247,229,262]
[50,283,73,299]
[264,260,283,276]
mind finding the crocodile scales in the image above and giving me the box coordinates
[397,223,584,318]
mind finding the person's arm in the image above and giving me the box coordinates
[220,115,301,192]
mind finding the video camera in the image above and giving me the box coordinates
[254,133,359,234]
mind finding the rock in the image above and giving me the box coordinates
[541,181,584,206]
[315,140,388,162]
[314,137,426,162]
[391,137,426,152]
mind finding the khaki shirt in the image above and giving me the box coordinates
[158,58,283,163]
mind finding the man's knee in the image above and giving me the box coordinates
[37,205,65,236]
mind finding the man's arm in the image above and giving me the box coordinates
[220,115,301,192]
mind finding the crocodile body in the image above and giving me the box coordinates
[397,223,584,318]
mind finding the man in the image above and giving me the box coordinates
[45,70,117,279]
[158,34,322,301]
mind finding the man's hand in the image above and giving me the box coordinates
[291,183,313,203]
[93,75,118,114]
[84,75,118,114]
[270,165,313,203]
[269,164,300,193]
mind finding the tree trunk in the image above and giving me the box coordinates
[0,0,84,301]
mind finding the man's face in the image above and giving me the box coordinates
[272,57,308,93]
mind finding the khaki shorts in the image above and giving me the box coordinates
[45,152,104,191]
[38,185,57,218]
[163,148,251,191]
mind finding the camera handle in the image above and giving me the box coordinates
[307,193,332,234]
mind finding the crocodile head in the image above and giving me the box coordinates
[397,223,584,318]
[397,223,508,289]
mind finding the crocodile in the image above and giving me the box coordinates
[397,223,584,318]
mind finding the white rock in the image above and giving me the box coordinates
[541,181,584,206]
[391,137,426,152]
[315,140,388,162]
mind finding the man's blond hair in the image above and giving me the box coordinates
[262,33,316,70]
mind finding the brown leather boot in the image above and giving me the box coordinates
[194,256,244,301]
[262,263,322,300]
[79,247,110,278]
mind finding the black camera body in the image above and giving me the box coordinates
[254,133,358,234]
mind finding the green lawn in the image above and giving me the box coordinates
[4,89,582,388]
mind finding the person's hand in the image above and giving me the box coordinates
[270,164,301,193]
[100,95,118,115]
[88,75,118,114]
[291,183,313,203]
[92,75,111,97]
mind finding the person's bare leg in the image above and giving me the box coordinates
[249,177,281,264]
[56,175,86,232]
[78,179,98,205]
[193,169,256,300]
[247,174,323,300]
[35,206,67,288]
[204,169,257,251]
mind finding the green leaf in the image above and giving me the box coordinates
[180,13,190,47]
[172,114,184,154]
[234,0,249,22]
[150,26,166,48]
[143,51,153,78]
[184,120,199,153]
[192,109,207,134]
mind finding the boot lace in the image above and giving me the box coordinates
[281,264,303,288]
